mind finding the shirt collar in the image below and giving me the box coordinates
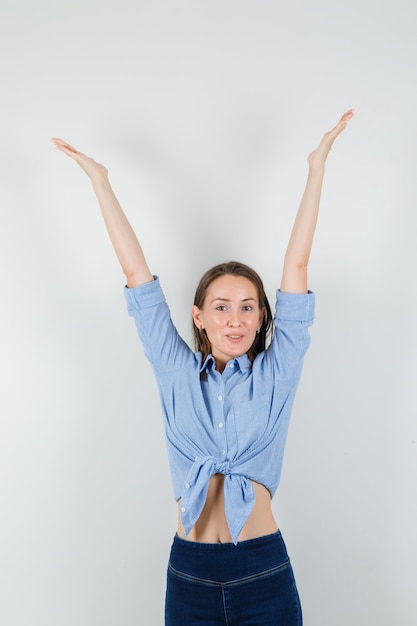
[199,353,251,374]
[235,353,252,372]
[199,354,215,373]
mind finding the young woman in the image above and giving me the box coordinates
[52,109,353,625]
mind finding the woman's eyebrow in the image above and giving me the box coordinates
[210,297,257,303]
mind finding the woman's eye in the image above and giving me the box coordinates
[243,305,253,311]
[216,305,227,311]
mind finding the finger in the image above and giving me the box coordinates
[327,110,354,139]
[51,138,81,155]
[337,109,355,126]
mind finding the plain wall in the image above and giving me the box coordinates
[1,1,416,624]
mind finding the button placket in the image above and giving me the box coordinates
[216,382,227,457]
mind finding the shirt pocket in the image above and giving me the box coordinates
[232,394,270,457]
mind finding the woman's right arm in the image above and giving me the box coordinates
[51,138,154,288]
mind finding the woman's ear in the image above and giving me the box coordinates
[258,307,265,328]
[192,305,203,330]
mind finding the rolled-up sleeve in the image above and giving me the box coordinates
[266,290,315,379]
[124,277,194,373]
[125,276,166,312]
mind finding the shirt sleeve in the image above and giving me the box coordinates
[124,276,194,373]
[264,290,315,379]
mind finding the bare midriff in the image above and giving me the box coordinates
[177,473,278,543]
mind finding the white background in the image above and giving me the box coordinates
[1,1,416,624]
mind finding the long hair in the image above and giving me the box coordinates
[192,261,273,364]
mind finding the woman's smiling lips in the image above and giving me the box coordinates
[225,334,245,342]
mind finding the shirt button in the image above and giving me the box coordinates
[185,483,190,489]
[181,507,186,513]
[229,362,235,368]
[218,395,223,401]
[221,449,226,455]
[218,423,223,429]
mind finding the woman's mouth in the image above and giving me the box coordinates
[226,334,244,343]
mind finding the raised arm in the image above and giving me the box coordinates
[280,109,354,294]
[51,139,154,288]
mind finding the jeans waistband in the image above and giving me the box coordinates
[169,531,289,583]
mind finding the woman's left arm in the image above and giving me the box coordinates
[280,109,354,294]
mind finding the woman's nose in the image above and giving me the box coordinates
[227,312,241,327]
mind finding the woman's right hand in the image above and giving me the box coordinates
[51,138,108,182]
[52,137,154,286]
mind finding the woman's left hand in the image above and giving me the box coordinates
[308,109,354,168]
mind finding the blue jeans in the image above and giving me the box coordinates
[165,531,302,625]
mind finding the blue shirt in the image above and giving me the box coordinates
[125,277,315,544]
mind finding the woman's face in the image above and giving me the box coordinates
[192,274,264,370]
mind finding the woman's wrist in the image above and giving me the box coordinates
[91,169,110,191]
[306,158,326,176]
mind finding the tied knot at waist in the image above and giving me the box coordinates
[211,458,231,475]
[179,455,256,545]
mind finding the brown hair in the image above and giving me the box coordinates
[192,261,273,364]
